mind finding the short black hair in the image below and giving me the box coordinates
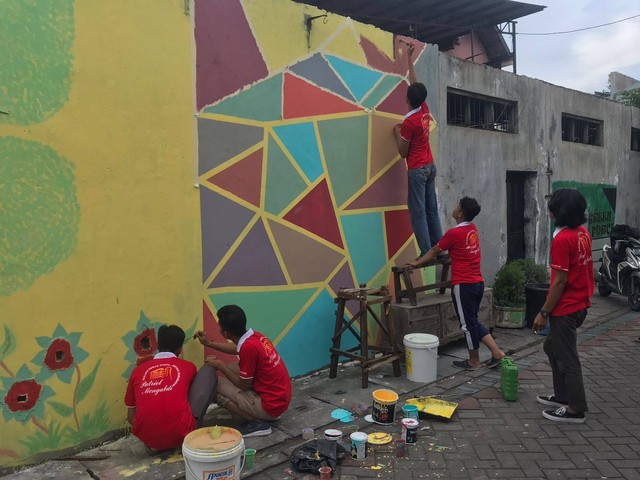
[459,197,481,221]
[157,325,185,353]
[407,82,427,109]
[548,188,587,228]
[217,305,247,337]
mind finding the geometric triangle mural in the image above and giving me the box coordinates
[195,2,429,376]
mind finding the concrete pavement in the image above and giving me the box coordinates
[3,294,639,479]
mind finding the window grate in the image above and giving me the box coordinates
[561,113,603,146]
[446,89,517,134]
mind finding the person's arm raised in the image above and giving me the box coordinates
[406,43,417,84]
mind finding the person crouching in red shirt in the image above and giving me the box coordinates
[195,305,292,438]
[125,325,197,451]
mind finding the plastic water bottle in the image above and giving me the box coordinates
[501,356,519,401]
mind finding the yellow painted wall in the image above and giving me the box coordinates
[0,0,199,465]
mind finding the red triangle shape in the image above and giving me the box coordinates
[345,159,407,210]
[283,73,362,119]
[283,179,344,249]
[376,81,409,116]
[385,209,414,259]
[208,148,263,207]
[202,301,238,365]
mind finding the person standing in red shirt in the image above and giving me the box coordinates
[533,188,593,424]
[393,43,442,257]
[195,305,291,438]
[125,325,198,451]
[410,197,505,369]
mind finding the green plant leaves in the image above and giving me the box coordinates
[76,360,101,404]
[0,324,16,361]
[65,402,111,444]
[19,421,66,456]
[47,400,74,417]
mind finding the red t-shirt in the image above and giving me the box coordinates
[238,330,291,417]
[125,355,197,450]
[399,102,434,169]
[549,226,594,316]
[436,223,484,286]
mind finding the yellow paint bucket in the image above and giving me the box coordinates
[371,389,398,425]
[182,426,245,480]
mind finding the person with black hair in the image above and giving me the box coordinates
[393,42,442,257]
[533,188,593,424]
[195,305,291,438]
[409,197,505,369]
[125,325,198,451]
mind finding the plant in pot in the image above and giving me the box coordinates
[493,259,549,328]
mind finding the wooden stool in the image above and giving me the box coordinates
[392,256,451,306]
[329,285,402,388]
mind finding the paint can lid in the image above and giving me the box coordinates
[350,432,368,442]
[401,418,419,428]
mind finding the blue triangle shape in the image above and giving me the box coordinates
[273,123,323,183]
[326,55,384,101]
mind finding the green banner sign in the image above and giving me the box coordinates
[552,181,616,239]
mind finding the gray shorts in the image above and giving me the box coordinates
[215,376,279,422]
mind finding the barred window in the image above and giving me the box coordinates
[446,88,517,133]
[631,128,640,152]
[561,113,603,146]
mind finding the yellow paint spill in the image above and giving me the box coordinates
[118,465,149,477]
[151,453,183,465]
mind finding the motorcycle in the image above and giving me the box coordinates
[596,224,640,311]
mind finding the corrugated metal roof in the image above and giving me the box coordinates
[294,0,544,49]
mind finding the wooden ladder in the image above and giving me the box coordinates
[392,256,451,306]
[329,285,402,389]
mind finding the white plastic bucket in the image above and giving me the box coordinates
[182,427,245,480]
[404,333,439,383]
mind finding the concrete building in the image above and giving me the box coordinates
[1,0,639,467]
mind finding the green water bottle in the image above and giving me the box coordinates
[501,356,519,401]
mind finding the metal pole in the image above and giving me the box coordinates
[512,21,517,74]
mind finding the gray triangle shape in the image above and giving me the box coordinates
[289,54,355,102]
[198,118,263,176]
[200,187,255,282]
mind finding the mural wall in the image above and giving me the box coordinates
[0,0,200,466]
[195,0,434,377]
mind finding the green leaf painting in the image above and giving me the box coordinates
[65,402,111,444]
[19,421,66,456]
[0,325,16,360]
[47,401,74,418]
[0,137,80,296]
[76,360,100,404]
[0,0,75,125]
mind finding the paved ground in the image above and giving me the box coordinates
[3,294,640,479]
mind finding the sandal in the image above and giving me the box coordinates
[452,360,481,369]
[485,357,503,369]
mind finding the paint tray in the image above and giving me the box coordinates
[405,397,458,421]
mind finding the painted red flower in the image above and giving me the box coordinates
[43,338,74,371]
[133,328,157,356]
[4,380,43,413]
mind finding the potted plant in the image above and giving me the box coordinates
[493,259,549,328]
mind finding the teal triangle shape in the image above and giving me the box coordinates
[265,134,308,215]
[341,212,387,285]
[273,123,323,183]
[362,75,402,110]
[276,289,358,377]
[203,74,282,121]
[317,115,368,207]
[326,55,383,101]
[209,287,318,342]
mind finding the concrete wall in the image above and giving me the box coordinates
[0,0,200,467]
[432,51,640,281]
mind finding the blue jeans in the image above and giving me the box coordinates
[407,164,442,255]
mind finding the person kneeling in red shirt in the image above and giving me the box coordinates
[195,305,292,438]
[125,325,198,451]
